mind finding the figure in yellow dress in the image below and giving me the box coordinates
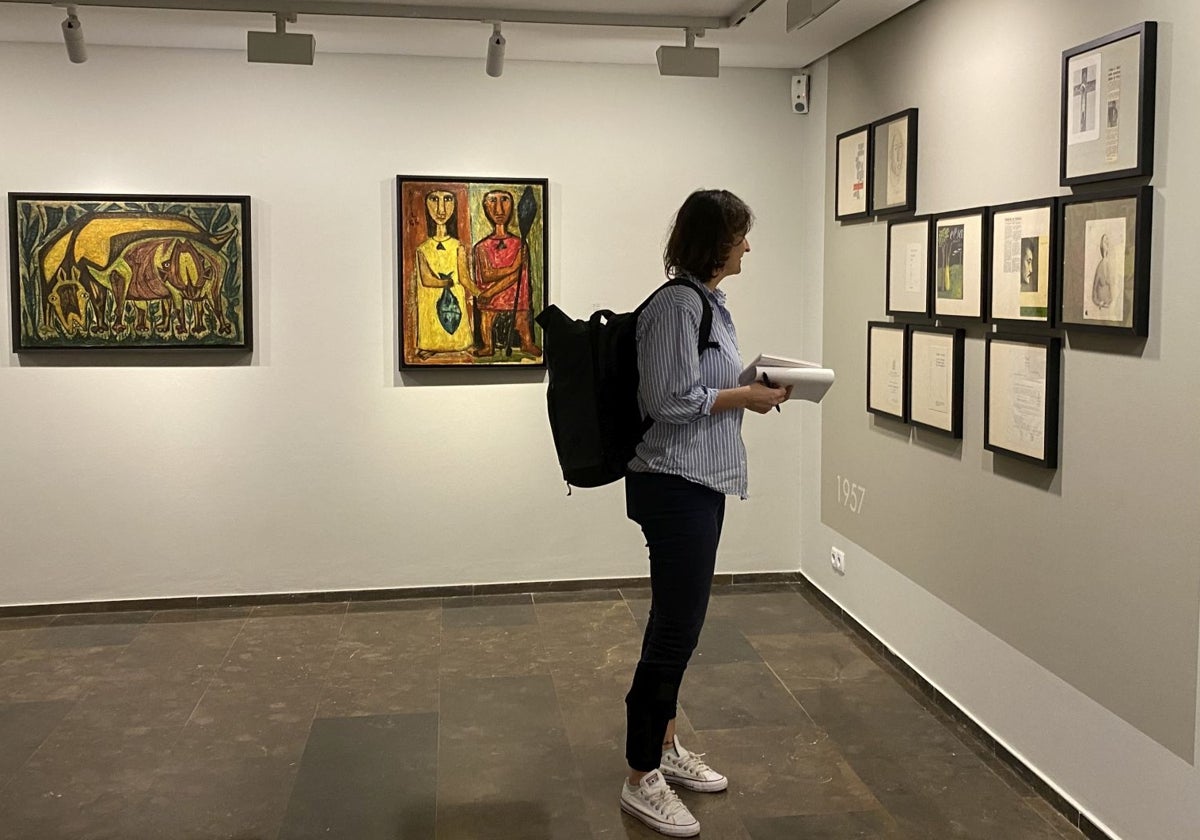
[414,189,480,358]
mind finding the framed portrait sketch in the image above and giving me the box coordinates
[8,193,251,351]
[1060,22,1157,186]
[871,108,918,216]
[886,217,931,318]
[985,334,1061,469]
[835,123,871,222]
[908,326,964,437]
[397,175,548,369]
[933,207,989,322]
[1058,186,1151,336]
[867,321,908,421]
[989,199,1056,328]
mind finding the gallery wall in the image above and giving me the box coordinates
[801,1,1200,838]
[0,42,809,606]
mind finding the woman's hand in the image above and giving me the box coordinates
[743,381,789,414]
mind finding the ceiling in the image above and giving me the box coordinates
[0,0,920,68]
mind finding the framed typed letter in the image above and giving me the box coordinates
[867,321,907,421]
[1059,186,1151,335]
[8,193,252,350]
[397,175,548,369]
[933,207,989,322]
[989,199,1055,328]
[835,124,871,222]
[1061,22,1157,186]
[985,334,1061,469]
[908,326,964,437]
[886,217,931,317]
[871,108,918,216]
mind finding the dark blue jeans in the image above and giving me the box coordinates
[624,470,726,772]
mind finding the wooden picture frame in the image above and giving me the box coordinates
[867,320,908,421]
[908,326,964,437]
[989,198,1057,329]
[835,123,872,222]
[871,108,918,216]
[397,175,548,369]
[886,216,932,318]
[933,207,990,322]
[9,193,252,351]
[984,333,1062,468]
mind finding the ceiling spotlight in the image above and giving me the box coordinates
[247,12,315,65]
[486,22,505,77]
[61,5,86,64]
[656,28,719,78]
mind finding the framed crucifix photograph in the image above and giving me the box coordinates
[867,321,908,421]
[871,108,918,217]
[1060,22,1157,186]
[985,333,1061,469]
[908,325,964,437]
[1058,186,1152,336]
[886,216,931,318]
[932,207,989,322]
[835,123,872,222]
[989,198,1056,329]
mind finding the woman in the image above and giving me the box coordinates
[619,189,789,837]
[413,188,478,359]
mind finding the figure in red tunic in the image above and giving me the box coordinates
[471,189,541,357]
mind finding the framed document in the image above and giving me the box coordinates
[867,321,908,421]
[989,199,1056,328]
[984,334,1061,469]
[933,207,989,322]
[871,108,918,217]
[886,217,931,317]
[1058,186,1151,336]
[908,326,964,437]
[1060,22,1157,186]
[835,123,872,222]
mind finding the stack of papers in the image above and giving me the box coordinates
[738,353,836,403]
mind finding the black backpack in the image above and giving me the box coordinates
[534,279,717,491]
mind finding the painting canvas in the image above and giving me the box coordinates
[398,176,548,368]
[9,193,251,350]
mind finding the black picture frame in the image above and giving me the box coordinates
[867,320,908,421]
[834,123,872,222]
[932,206,990,323]
[988,198,1058,330]
[984,333,1062,469]
[886,216,932,318]
[1057,185,1152,336]
[9,192,253,351]
[1060,21,1157,186]
[871,108,918,217]
[908,325,965,438]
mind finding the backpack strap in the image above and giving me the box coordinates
[645,277,719,355]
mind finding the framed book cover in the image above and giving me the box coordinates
[867,321,908,421]
[871,108,918,217]
[984,333,1062,469]
[933,207,990,322]
[835,123,872,222]
[989,198,1057,329]
[908,325,964,437]
[886,216,932,318]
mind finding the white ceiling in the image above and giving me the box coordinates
[0,0,920,68]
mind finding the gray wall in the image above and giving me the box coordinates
[820,0,1200,762]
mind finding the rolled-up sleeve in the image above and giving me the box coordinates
[636,289,717,423]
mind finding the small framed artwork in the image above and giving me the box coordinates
[908,326,964,437]
[989,198,1056,328]
[835,123,872,222]
[8,193,252,350]
[867,321,908,421]
[984,333,1062,469]
[886,216,931,317]
[871,108,918,216]
[397,175,548,369]
[1060,21,1157,186]
[1058,186,1152,335]
[933,207,989,322]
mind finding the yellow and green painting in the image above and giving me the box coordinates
[9,194,251,349]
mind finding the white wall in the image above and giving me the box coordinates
[0,43,806,606]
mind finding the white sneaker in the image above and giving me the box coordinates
[619,768,700,837]
[659,736,728,793]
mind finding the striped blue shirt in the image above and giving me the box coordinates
[627,277,747,498]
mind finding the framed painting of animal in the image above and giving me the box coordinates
[397,175,548,369]
[8,193,252,350]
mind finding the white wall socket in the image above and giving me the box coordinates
[831,546,846,575]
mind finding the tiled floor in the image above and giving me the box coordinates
[0,584,1086,839]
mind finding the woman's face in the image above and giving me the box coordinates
[426,191,455,226]
[721,233,751,277]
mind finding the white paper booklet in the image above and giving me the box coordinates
[738,353,836,403]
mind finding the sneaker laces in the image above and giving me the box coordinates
[646,782,691,820]
[671,749,714,777]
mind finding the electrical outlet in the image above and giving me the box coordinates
[831,546,846,575]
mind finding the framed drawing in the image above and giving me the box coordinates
[933,207,989,322]
[8,193,251,350]
[397,175,548,369]
[867,321,908,421]
[835,123,871,222]
[984,334,1061,469]
[1058,186,1152,335]
[871,108,918,216]
[1060,21,1157,186]
[908,326,964,437]
[886,216,931,317]
[989,198,1056,328]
